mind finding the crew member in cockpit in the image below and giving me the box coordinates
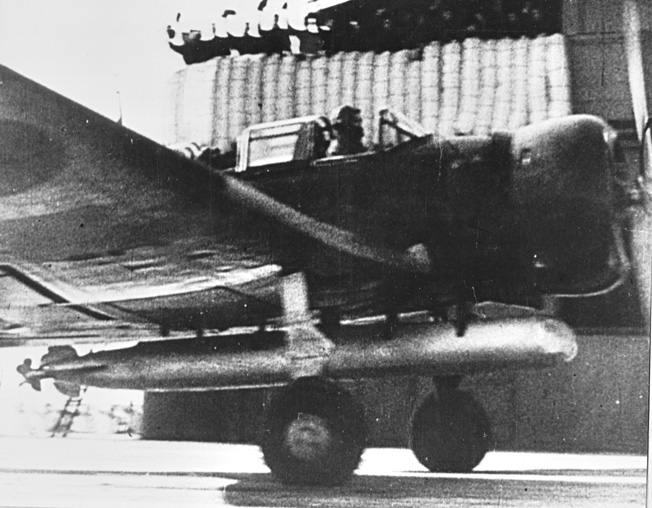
[327,105,366,156]
[314,116,333,158]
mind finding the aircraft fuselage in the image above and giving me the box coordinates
[229,114,627,311]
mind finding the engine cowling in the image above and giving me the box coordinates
[421,114,628,305]
[510,115,627,296]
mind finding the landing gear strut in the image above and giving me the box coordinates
[410,378,493,472]
[261,377,367,485]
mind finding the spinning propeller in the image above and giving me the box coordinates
[623,0,651,325]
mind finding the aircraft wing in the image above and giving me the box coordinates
[0,246,284,346]
[0,64,431,345]
[0,65,427,271]
[0,65,276,263]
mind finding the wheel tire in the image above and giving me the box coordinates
[261,377,367,485]
[410,390,493,472]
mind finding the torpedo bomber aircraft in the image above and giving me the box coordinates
[4,5,651,486]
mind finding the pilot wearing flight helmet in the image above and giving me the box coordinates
[327,105,366,156]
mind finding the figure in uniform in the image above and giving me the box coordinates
[314,116,333,158]
[327,105,366,156]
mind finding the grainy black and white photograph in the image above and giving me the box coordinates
[0,0,649,506]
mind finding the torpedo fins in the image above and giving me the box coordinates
[17,359,41,391]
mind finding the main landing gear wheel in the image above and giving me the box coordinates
[261,377,367,485]
[410,386,493,472]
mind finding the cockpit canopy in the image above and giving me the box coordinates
[235,109,431,172]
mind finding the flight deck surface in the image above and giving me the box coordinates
[0,435,645,507]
